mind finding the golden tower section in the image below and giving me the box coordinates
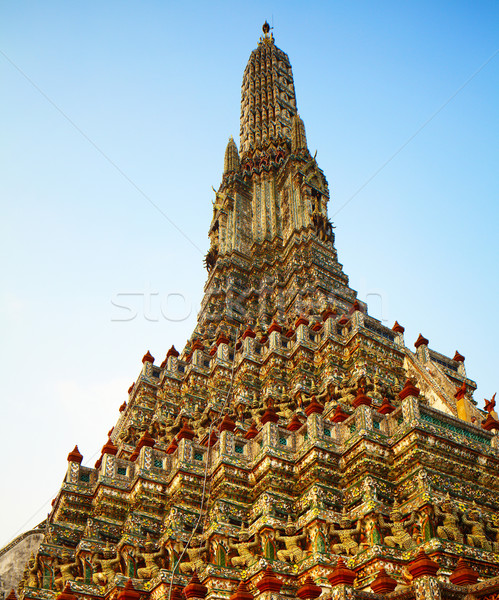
[240,25,298,154]
[223,136,240,174]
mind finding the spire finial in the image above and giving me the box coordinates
[241,21,294,152]
[224,136,240,174]
[291,114,307,152]
[260,21,274,45]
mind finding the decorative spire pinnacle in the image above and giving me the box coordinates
[244,421,259,439]
[407,548,440,578]
[392,320,405,334]
[240,29,297,152]
[224,136,240,174]
[414,333,429,349]
[327,557,356,586]
[142,350,154,364]
[377,397,395,415]
[449,558,479,586]
[399,379,420,400]
[256,565,283,593]
[370,567,397,594]
[167,345,179,358]
[137,430,156,450]
[67,445,83,464]
[297,577,322,600]
[260,21,274,45]
[184,572,208,599]
[291,114,308,152]
[56,583,77,600]
[230,581,253,600]
[454,381,467,400]
[352,387,372,408]
[305,396,324,416]
[485,393,496,414]
[331,403,348,423]
[101,437,118,456]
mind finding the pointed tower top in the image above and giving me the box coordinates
[67,445,83,464]
[184,572,208,599]
[392,320,405,334]
[101,437,118,456]
[224,136,240,174]
[240,28,297,153]
[291,114,308,153]
[414,333,429,349]
[260,21,274,45]
[56,583,77,600]
[256,565,283,593]
[142,350,154,364]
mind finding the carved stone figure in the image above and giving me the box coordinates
[485,518,499,552]
[276,517,309,563]
[18,568,28,594]
[91,541,123,586]
[204,246,219,272]
[120,425,139,446]
[435,495,464,543]
[83,518,99,540]
[179,536,207,574]
[316,379,334,404]
[273,394,295,420]
[249,394,267,421]
[26,553,41,588]
[329,515,361,555]
[228,527,260,567]
[379,503,416,549]
[190,404,213,439]
[150,418,165,439]
[311,210,333,242]
[462,506,492,551]
[135,536,165,579]
[54,550,80,591]
[234,402,249,429]
[161,411,185,443]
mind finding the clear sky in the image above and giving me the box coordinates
[1,1,498,546]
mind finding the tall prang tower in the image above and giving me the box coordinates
[198,21,354,346]
[9,22,499,600]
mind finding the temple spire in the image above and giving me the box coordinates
[291,113,308,152]
[240,24,297,153]
[223,136,240,174]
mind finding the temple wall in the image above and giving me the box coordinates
[0,530,44,600]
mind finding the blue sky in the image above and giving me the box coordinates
[1,1,498,544]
